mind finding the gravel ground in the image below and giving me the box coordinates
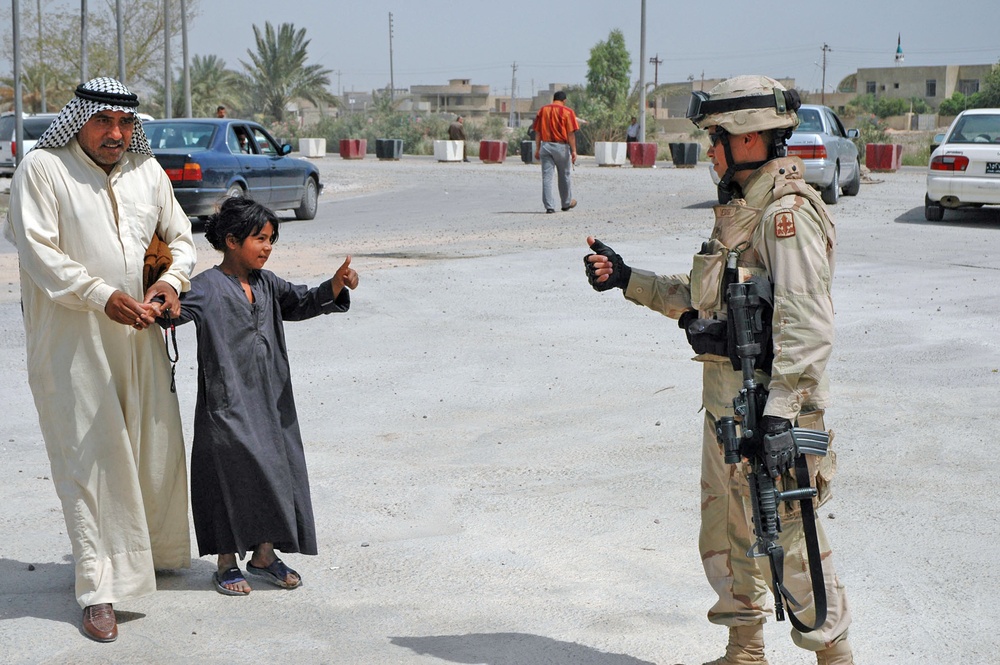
[1,153,999,665]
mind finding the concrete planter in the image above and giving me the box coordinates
[629,142,658,168]
[865,143,902,172]
[434,140,464,162]
[668,142,700,168]
[594,141,628,166]
[520,140,536,164]
[339,138,366,159]
[299,138,327,158]
[479,140,507,164]
[375,138,403,161]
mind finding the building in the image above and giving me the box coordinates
[408,79,492,117]
[855,64,995,106]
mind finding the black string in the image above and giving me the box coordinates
[164,321,178,393]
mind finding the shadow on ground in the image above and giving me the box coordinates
[390,632,660,665]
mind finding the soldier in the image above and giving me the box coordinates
[583,75,853,665]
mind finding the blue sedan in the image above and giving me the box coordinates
[143,118,322,219]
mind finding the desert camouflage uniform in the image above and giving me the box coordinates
[623,156,851,651]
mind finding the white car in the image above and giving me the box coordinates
[925,108,1000,221]
[0,112,59,176]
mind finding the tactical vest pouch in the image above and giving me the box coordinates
[679,311,729,356]
[690,241,727,312]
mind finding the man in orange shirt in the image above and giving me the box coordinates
[532,90,579,213]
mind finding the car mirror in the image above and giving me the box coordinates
[280,143,292,156]
[846,128,860,139]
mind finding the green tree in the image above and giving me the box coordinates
[239,22,337,122]
[1,0,199,112]
[979,61,1000,107]
[586,29,632,109]
[176,55,244,117]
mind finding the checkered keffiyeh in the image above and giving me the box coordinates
[34,77,153,156]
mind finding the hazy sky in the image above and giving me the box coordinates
[4,0,999,99]
[180,0,998,98]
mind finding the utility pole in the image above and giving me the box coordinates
[38,0,46,110]
[649,53,662,88]
[115,0,125,84]
[509,62,518,128]
[388,12,395,102]
[821,43,831,105]
[14,0,24,168]
[638,0,647,142]
[181,0,191,117]
[163,0,171,118]
[80,0,88,83]
[334,70,342,96]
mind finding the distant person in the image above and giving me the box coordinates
[532,90,579,213]
[167,196,358,596]
[449,115,469,162]
[216,105,227,118]
[4,76,197,643]
[626,116,639,142]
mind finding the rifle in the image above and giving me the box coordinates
[714,277,830,633]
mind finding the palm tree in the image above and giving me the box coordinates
[239,22,337,122]
[171,54,244,118]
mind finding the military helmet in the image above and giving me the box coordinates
[687,75,800,134]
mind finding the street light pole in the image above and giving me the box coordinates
[638,0,647,142]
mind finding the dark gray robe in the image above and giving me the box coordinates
[173,266,349,557]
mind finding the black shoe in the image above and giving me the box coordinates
[561,199,577,211]
[546,208,555,214]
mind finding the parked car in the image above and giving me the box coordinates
[785,104,861,205]
[143,118,321,219]
[708,104,861,205]
[0,112,59,176]
[924,108,1000,221]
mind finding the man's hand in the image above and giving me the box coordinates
[106,290,159,329]
[332,256,359,298]
[584,236,631,291]
[144,280,180,318]
[761,415,797,479]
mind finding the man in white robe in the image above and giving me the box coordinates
[3,77,196,643]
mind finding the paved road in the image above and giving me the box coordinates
[1,155,998,664]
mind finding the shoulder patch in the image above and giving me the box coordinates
[774,211,796,238]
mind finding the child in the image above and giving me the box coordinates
[170,196,358,595]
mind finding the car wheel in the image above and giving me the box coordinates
[294,176,318,220]
[225,183,244,199]
[842,159,861,196]
[924,194,944,221]
[821,165,840,204]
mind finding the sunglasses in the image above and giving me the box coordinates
[708,129,728,147]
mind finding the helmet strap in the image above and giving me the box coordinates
[718,132,767,194]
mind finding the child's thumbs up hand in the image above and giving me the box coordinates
[332,255,359,297]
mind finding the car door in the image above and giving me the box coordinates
[824,109,852,170]
[229,123,272,204]
[250,126,301,209]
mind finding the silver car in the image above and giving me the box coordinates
[708,104,861,205]
[924,108,1000,221]
[785,104,861,205]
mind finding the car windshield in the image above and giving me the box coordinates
[947,114,1000,144]
[796,108,823,133]
[145,122,216,150]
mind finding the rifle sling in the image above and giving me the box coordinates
[780,453,829,633]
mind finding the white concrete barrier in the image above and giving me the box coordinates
[434,140,464,162]
[594,141,628,166]
[300,138,327,158]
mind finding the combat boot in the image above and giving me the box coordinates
[702,624,768,665]
[816,638,854,665]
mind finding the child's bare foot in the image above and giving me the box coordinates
[247,544,301,588]
[214,554,251,595]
